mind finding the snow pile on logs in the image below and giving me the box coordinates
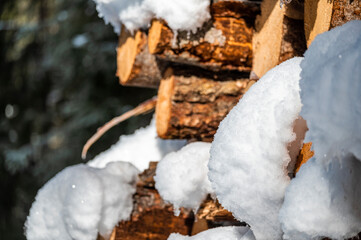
[168,226,255,240]
[154,142,213,215]
[205,21,361,239]
[88,117,186,171]
[93,0,210,34]
[279,20,361,240]
[25,162,139,240]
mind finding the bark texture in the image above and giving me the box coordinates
[148,2,259,72]
[156,67,254,142]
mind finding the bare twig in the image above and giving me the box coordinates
[82,96,157,159]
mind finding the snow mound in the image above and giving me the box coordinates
[168,226,255,240]
[93,0,210,34]
[25,162,139,240]
[208,57,303,240]
[147,0,210,33]
[88,117,186,172]
[280,20,361,239]
[155,142,213,215]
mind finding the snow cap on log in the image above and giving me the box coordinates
[25,162,139,240]
[93,0,210,34]
[208,57,303,240]
[155,142,213,215]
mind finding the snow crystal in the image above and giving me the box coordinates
[93,0,210,34]
[87,117,186,172]
[155,142,213,215]
[280,20,361,239]
[208,57,303,240]
[168,226,255,240]
[25,162,139,240]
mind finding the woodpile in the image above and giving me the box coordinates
[112,0,361,239]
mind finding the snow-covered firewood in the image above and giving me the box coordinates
[25,162,139,240]
[208,57,303,240]
[279,20,361,240]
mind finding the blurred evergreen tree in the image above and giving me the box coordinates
[0,0,156,238]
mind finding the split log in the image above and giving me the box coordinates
[114,162,194,240]
[156,67,254,142]
[305,0,361,47]
[148,1,260,72]
[252,0,307,78]
[116,28,167,88]
[191,196,244,236]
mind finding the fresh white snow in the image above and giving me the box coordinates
[87,117,186,172]
[168,226,255,240]
[25,162,139,240]
[155,142,213,215]
[93,0,210,34]
[279,20,361,240]
[208,57,303,240]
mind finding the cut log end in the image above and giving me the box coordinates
[156,68,174,138]
[117,30,141,85]
[117,29,164,88]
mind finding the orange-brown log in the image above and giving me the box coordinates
[305,0,361,47]
[116,28,167,88]
[114,162,194,240]
[156,67,254,142]
[148,2,259,72]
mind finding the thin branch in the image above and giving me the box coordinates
[82,96,157,159]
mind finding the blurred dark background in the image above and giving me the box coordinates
[0,0,156,239]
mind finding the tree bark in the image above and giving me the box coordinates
[156,67,254,142]
[116,29,167,88]
[148,1,259,72]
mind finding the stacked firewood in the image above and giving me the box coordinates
[111,0,360,239]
